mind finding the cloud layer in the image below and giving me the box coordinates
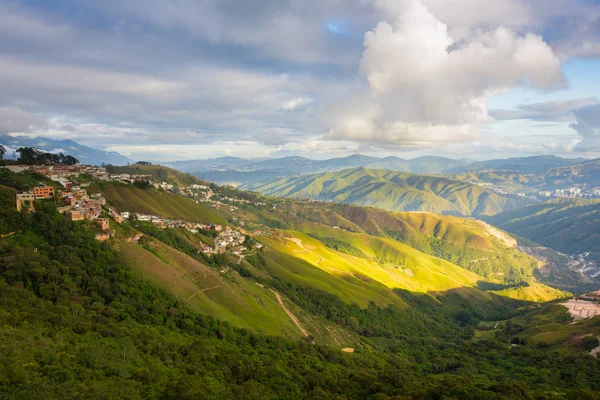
[0,0,599,160]
[326,0,564,147]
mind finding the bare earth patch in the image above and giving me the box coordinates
[561,299,600,321]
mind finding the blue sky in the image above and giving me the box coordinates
[0,0,599,161]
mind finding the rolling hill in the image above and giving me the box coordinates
[90,182,227,225]
[487,199,600,263]
[105,163,208,186]
[241,167,532,217]
[3,166,600,398]
[169,154,469,185]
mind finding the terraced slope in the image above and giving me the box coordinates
[242,167,530,216]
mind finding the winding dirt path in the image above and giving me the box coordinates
[187,283,223,303]
[271,289,308,337]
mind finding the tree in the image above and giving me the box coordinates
[16,147,42,164]
[0,145,5,160]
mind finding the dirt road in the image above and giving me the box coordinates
[271,289,308,337]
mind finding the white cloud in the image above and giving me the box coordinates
[0,106,46,134]
[325,0,564,147]
[281,97,313,111]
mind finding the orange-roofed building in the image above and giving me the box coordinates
[34,186,55,198]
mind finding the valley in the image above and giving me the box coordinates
[1,162,600,398]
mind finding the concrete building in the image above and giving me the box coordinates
[69,210,85,221]
[34,186,55,198]
[95,218,110,231]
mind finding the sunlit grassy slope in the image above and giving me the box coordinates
[118,238,302,337]
[94,171,574,341]
[262,228,567,303]
[491,282,571,302]
[93,182,227,224]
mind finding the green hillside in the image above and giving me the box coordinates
[91,182,227,225]
[3,170,600,398]
[105,163,207,186]
[488,199,600,262]
[449,158,600,193]
[242,167,530,216]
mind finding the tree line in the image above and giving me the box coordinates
[0,145,79,165]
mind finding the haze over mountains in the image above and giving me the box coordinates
[0,135,133,166]
[168,153,590,186]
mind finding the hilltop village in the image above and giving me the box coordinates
[5,163,265,256]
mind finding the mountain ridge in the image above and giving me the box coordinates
[241,167,533,217]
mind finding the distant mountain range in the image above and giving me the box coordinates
[0,134,134,166]
[167,154,589,186]
[241,167,532,216]
[447,155,587,174]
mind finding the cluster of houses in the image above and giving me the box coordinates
[124,211,222,231]
[121,211,262,255]
[14,181,116,241]
[60,189,116,241]
[7,164,268,253]
[539,187,600,199]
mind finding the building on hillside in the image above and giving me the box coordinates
[16,192,36,202]
[33,186,55,198]
[63,196,76,207]
[95,218,110,231]
[69,210,85,221]
[16,192,36,211]
[95,233,110,242]
[82,200,102,220]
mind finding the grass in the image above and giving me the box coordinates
[262,229,487,299]
[117,238,302,338]
[491,282,571,303]
[93,182,227,225]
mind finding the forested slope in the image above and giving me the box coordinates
[488,199,600,262]
[242,167,530,216]
[2,170,600,398]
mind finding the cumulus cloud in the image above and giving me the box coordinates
[325,0,564,147]
[569,104,600,152]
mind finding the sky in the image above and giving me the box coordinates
[1,0,600,162]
